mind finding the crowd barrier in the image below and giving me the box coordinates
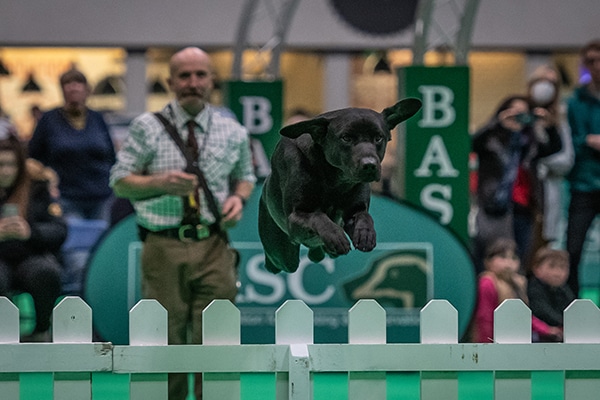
[1,296,600,400]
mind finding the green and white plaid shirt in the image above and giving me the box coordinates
[110,100,256,230]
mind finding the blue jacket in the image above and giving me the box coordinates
[567,85,600,192]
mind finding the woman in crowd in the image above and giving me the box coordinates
[28,68,115,222]
[471,95,562,273]
[0,129,66,342]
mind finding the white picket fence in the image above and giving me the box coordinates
[1,296,600,400]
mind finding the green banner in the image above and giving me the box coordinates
[85,184,475,345]
[223,80,283,159]
[397,66,471,246]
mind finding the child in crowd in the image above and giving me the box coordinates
[469,237,563,343]
[528,247,575,331]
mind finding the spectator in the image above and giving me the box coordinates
[471,95,562,273]
[469,237,562,343]
[528,247,574,334]
[0,129,66,342]
[284,107,312,126]
[565,39,600,296]
[527,66,574,255]
[28,68,116,222]
[110,47,256,400]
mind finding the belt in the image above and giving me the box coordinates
[149,224,219,242]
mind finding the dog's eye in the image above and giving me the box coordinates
[375,135,384,143]
[341,135,352,143]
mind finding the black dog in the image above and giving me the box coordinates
[258,98,422,274]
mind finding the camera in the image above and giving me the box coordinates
[514,113,538,127]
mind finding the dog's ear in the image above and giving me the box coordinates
[280,117,329,139]
[382,97,422,130]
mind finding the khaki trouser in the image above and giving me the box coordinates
[141,232,238,400]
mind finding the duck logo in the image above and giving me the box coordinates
[342,247,433,309]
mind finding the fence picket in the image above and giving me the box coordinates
[493,299,534,398]
[203,299,241,400]
[563,299,600,399]
[0,297,20,400]
[420,301,459,399]
[0,296,19,343]
[564,299,600,343]
[53,296,93,343]
[420,300,458,344]
[348,300,386,400]
[494,372,530,400]
[129,299,168,400]
[495,299,531,344]
[276,300,312,400]
[53,297,93,399]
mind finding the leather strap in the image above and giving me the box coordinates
[153,112,223,230]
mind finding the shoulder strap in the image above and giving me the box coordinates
[153,112,223,227]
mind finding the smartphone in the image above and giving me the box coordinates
[1,203,19,218]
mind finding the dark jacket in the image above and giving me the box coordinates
[567,85,600,193]
[527,275,575,327]
[472,119,562,216]
[0,160,67,265]
[28,108,116,201]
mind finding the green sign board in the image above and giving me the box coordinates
[223,80,283,159]
[397,66,471,246]
[85,184,475,345]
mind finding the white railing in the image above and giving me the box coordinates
[1,296,600,400]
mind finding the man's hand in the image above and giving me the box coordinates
[586,134,600,151]
[158,171,198,196]
[0,216,31,241]
[113,170,198,200]
[220,195,244,230]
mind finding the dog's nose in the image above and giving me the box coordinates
[359,157,380,181]
[360,156,378,171]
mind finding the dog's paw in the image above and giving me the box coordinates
[308,247,326,263]
[352,227,376,252]
[321,230,351,257]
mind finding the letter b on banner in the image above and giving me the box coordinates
[224,81,283,159]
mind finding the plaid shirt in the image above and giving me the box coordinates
[110,101,256,230]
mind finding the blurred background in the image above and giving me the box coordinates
[0,0,596,138]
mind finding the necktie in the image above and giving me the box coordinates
[187,120,200,161]
[185,120,201,219]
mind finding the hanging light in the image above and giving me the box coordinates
[22,73,41,92]
[373,52,392,74]
[148,77,167,94]
[93,75,125,95]
[0,60,10,76]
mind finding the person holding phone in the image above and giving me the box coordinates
[471,95,563,274]
[0,128,67,342]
